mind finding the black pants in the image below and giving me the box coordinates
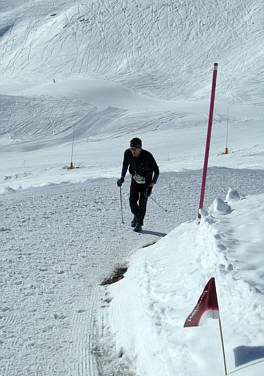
[129,179,148,226]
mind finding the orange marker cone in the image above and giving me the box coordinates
[224,147,228,154]
[67,162,75,170]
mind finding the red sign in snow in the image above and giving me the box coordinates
[184,277,219,327]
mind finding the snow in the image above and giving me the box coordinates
[209,197,232,215]
[0,0,264,375]
[226,188,241,203]
[109,193,264,376]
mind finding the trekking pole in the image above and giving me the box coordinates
[120,187,125,224]
[149,196,168,212]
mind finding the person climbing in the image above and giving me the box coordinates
[117,137,159,233]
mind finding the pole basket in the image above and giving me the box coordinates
[224,147,229,155]
[67,162,75,170]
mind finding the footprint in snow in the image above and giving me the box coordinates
[54,313,66,320]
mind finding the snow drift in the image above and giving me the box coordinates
[109,192,264,376]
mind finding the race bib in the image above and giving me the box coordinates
[133,174,146,184]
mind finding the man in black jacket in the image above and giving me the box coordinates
[117,138,159,233]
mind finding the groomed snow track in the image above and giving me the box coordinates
[1,168,264,375]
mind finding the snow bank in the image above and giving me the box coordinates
[109,192,264,376]
[209,197,232,215]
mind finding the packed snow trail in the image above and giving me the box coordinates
[1,168,264,375]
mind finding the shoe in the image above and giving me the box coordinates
[131,216,137,227]
[134,223,142,233]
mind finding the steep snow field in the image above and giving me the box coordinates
[1,0,264,101]
[0,0,264,375]
[0,0,264,193]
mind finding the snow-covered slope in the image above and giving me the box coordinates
[0,0,264,161]
[1,0,264,102]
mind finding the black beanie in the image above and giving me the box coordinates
[130,137,142,149]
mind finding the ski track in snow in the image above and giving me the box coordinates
[1,168,264,375]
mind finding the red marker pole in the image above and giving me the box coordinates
[198,63,218,219]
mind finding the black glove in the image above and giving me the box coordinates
[117,177,124,187]
[146,186,152,197]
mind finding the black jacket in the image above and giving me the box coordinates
[122,149,159,185]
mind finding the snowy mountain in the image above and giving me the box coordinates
[0,0,263,188]
[0,1,264,375]
[1,0,264,102]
